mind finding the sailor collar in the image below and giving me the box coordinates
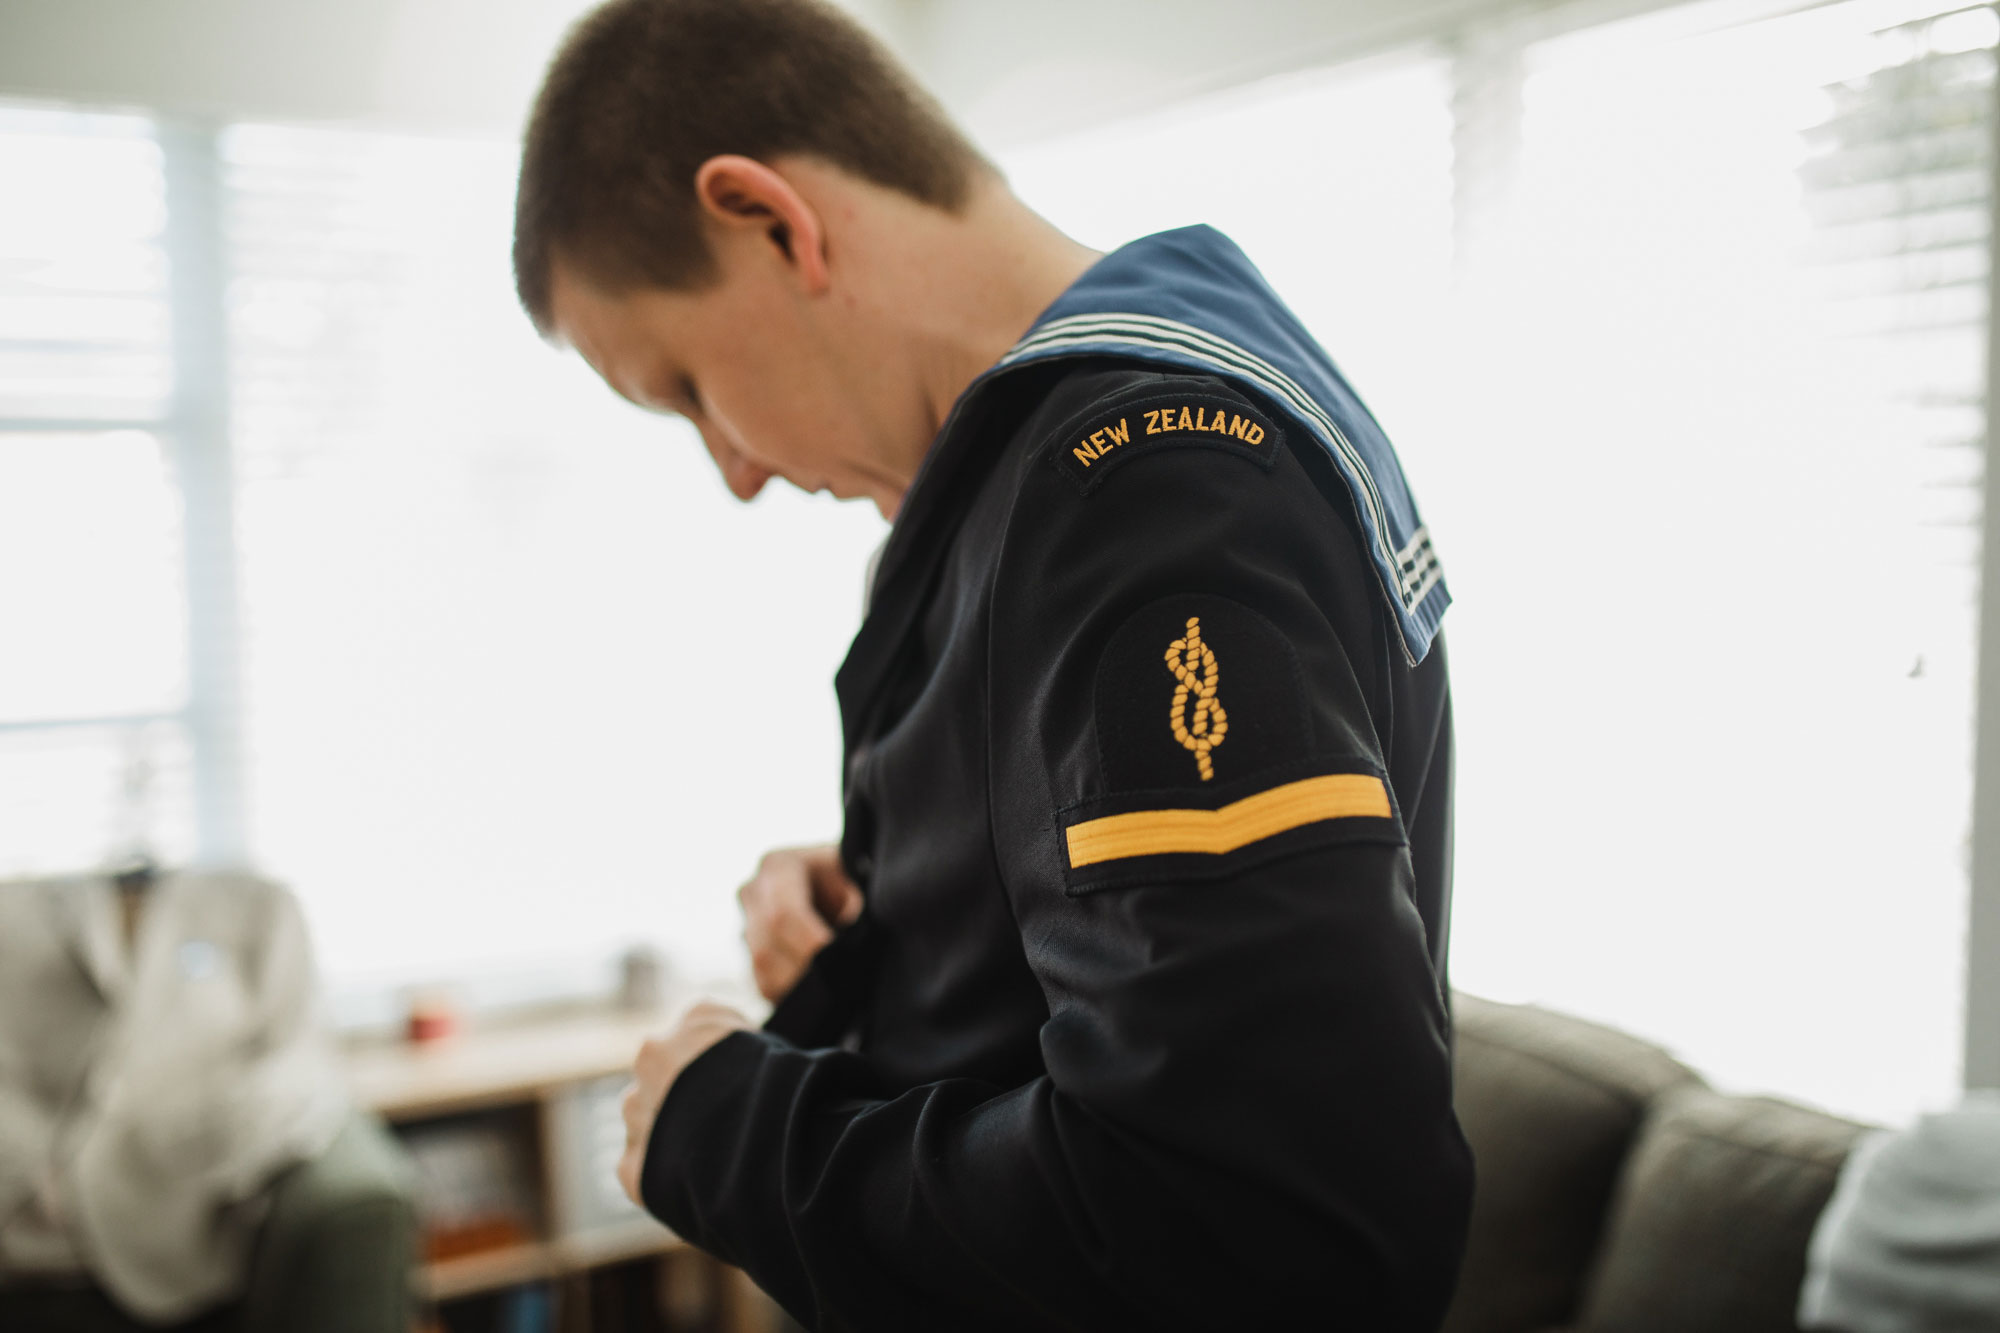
[835,225,1450,760]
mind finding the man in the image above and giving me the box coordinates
[514,0,1472,1326]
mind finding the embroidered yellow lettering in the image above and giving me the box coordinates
[1165,615,1228,781]
[1054,399,1277,489]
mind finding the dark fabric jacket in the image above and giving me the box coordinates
[640,346,1473,1330]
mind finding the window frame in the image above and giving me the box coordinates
[0,116,246,869]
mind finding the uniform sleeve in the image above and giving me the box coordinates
[641,378,1473,1331]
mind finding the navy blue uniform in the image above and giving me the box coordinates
[642,228,1472,1330]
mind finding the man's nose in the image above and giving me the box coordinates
[721,456,772,502]
[698,426,770,502]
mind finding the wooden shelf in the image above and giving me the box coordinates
[420,1223,682,1302]
[344,1009,672,1122]
[424,1242,560,1302]
[554,1218,683,1270]
[342,1002,770,1329]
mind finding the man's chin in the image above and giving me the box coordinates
[828,478,900,520]
[798,476,895,521]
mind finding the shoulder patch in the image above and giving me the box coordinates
[1046,389,1282,494]
[1060,593,1403,894]
[1094,594,1308,792]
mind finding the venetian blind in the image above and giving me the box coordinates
[1437,0,1992,1123]
[0,105,197,877]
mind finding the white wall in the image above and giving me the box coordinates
[0,0,911,133]
[902,0,1723,151]
[908,0,1505,149]
[0,0,1662,141]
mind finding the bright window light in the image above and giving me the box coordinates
[222,125,887,1000]
[1002,2,1985,1125]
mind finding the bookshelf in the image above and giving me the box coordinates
[343,1006,776,1332]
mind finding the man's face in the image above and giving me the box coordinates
[547,247,905,520]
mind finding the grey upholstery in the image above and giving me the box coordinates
[0,1111,416,1333]
[1572,1089,1867,1333]
[1443,994,1701,1333]
[241,1111,418,1333]
[1444,995,1871,1333]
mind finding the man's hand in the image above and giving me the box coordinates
[737,843,864,1003]
[617,999,753,1205]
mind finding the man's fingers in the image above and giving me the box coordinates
[614,1005,751,1210]
[771,896,835,957]
[743,865,832,966]
[617,1145,642,1205]
[808,862,864,927]
[745,894,830,967]
[828,878,864,926]
[737,843,859,1003]
[618,1082,649,1204]
[681,998,750,1027]
[745,916,809,1001]
[804,849,866,927]
[750,949,797,1003]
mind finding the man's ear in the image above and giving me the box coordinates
[692,155,830,295]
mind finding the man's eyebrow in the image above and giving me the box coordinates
[593,350,661,413]
[631,370,697,417]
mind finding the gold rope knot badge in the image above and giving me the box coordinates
[1165,615,1228,781]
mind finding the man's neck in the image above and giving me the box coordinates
[786,160,1101,507]
[900,178,1104,442]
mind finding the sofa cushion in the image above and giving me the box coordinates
[1571,1087,1870,1333]
[1443,994,1701,1333]
[241,1111,416,1333]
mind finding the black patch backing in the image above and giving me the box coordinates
[1069,593,1403,894]
[1046,390,1282,494]
[1094,594,1308,793]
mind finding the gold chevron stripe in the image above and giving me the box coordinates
[1064,773,1392,869]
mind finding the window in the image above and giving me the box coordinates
[0,106,194,876]
[1003,51,1457,476]
[1,1,1990,1112]
[220,124,886,1002]
[1001,0,1991,1124]
[1447,0,1988,1126]
[0,112,887,1015]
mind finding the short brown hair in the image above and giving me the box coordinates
[514,0,990,334]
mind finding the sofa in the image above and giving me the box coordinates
[0,1111,417,1333]
[1442,992,1873,1333]
[10,992,1860,1333]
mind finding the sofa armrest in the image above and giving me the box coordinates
[1570,1087,1870,1333]
[1443,993,1701,1333]
[240,1111,418,1333]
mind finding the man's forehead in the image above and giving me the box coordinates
[547,262,671,397]
[545,259,623,355]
